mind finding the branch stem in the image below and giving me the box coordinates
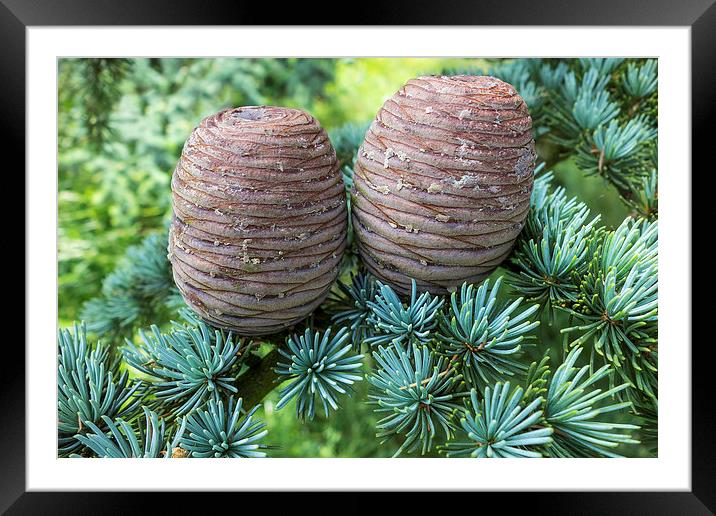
[235,348,282,409]
[399,355,459,390]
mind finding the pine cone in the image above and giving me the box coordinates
[351,75,535,295]
[169,106,347,335]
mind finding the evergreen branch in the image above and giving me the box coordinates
[595,217,657,282]
[80,230,183,340]
[58,323,143,457]
[73,407,186,458]
[365,279,444,347]
[564,267,657,366]
[546,68,614,148]
[436,277,539,390]
[564,218,658,371]
[522,353,552,406]
[629,395,658,455]
[179,397,269,458]
[578,58,625,76]
[275,327,364,420]
[521,168,600,243]
[621,59,657,98]
[444,383,553,458]
[624,169,658,220]
[575,115,656,193]
[123,321,249,418]
[544,347,640,458]
[572,82,620,132]
[508,171,600,315]
[369,342,465,456]
[536,61,568,91]
[325,271,378,351]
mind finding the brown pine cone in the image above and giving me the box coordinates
[169,106,347,335]
[351,75,535,295]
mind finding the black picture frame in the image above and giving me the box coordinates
[5,0,714,513]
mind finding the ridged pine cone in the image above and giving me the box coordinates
[169,106,347,335]
[351,75,536,295]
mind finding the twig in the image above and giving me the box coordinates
[399,355,459,390]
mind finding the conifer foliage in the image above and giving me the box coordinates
[62,58,658,458]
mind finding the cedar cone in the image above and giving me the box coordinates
[351,75,536,295]
[169,106,347,335]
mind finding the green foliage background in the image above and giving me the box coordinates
[58,58,640,457]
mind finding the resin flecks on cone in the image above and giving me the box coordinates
[169,106,347,335]
[351,75,536,295]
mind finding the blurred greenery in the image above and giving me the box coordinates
[58,57,638,457]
